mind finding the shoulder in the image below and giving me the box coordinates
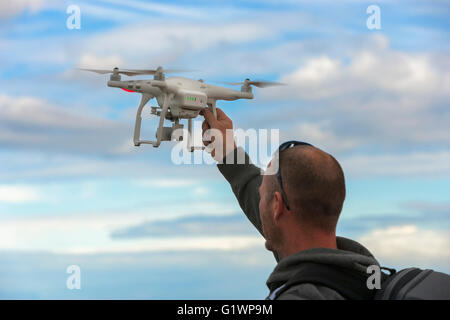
[277,283,346,300]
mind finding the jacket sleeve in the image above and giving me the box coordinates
[217,147,281,262]
[217,147,264,237]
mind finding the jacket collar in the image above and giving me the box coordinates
[266,236,380,291]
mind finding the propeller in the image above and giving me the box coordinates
[122,66,193,75]
[78,67,144,77]
[223,79,286,88]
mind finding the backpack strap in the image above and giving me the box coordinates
[374,268,422,300]
[272,262,376,300]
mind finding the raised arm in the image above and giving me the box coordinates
[200,108,264,237]
[217,147,264,236]
[201,108,280,262]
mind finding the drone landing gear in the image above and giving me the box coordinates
[208,100,217,118]
[187,118,205,152]
[134,92,174,147]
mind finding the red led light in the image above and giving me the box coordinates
[122,88,134,92]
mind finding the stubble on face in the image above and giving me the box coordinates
[260,175,282,253]
[262,212,282,252]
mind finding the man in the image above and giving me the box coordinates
[200,107,381,300]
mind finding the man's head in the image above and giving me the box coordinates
[258,144,346,257]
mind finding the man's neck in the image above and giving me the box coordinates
[278,232,337,260]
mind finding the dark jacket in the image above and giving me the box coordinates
[217,147,380,300]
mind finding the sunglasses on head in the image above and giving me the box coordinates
[276,140,313,211]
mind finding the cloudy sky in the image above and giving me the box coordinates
[0,0,449,299]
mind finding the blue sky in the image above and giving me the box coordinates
[0,0,449,299]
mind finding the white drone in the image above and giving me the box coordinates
[80,66,284,151]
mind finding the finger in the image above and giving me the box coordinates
[202,121,210,141]
[215,108,230,121]
[202,120,209,132]
[201,108,218,127]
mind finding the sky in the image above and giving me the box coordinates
[0,0,449,299]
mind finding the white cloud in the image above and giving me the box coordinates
[0,201,251,254]
[0,185,40,203]
[82,21,276,65]
[0,94,131,154]
[61,53,126,83]
[341,150,450,178]
[76,3,144,22]
[97,0,206,19]
[0,94,108,130]
[282,56,343,99]
[286,121,360,153]
[78,53,125,69]
[271,113,450,176]
[254,35,450,152]
[276,35,449,100]
[280,119,450,177]
[0,212,263,253]
[65,236,264,254]
[59,8,314,73]
[0,0,47,19]
[0,147,223,182]
[358,224,450,268]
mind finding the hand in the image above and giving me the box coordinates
[200,107,236,161]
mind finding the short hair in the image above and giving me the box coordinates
[277,145,346,233]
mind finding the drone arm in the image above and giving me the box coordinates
[150,80,166,88]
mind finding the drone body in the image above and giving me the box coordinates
[80,66,282,151]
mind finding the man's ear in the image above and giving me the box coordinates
[272,191,285,222]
